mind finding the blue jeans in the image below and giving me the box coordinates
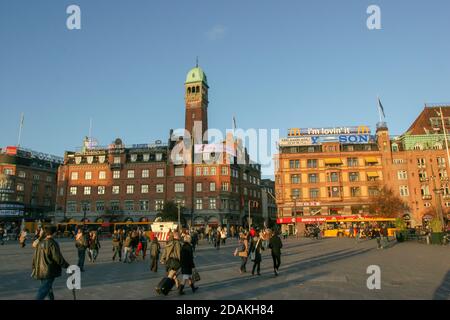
[78,248,86,270]
[36,278,55,300]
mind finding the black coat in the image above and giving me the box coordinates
[269,235,283,256]
[249,237,264,263]
[180,243,195,275]
[32,237,69,280]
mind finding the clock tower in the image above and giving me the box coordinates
[185,64,209,143]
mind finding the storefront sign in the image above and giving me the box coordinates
[288,125,370,137]
[279,134,373,146]
[277,215,396,224]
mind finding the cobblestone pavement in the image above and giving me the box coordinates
[0,236,449,300]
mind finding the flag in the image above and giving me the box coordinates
[378,97,386,118]
[20,113,24,126]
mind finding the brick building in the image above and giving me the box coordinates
[0,146,61,222]
[56,65,263,227]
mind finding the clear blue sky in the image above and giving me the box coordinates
[1,0,450,177]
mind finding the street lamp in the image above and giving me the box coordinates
[429,164,446,232]
[292,196,298,238]
[248,200,258,228]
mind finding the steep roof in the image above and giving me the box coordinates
[405,105,450,135]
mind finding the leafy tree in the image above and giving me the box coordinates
[368,186,409,218]
[156,201,180,222]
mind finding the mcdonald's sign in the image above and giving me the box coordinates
[357,125,370,134]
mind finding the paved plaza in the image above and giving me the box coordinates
[0,236,449,300]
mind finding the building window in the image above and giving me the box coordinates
[424,202,431,208]
[143,154,150,161]
[71,172,78,181]
[110,201,120,212]
[75,157,82,164]
[243,173,248,181]
[350,187,361,197]
[437,157,446,167]
[131,154,137,162]
[392,143,399,152]
[196,183,202,192]
[368,187,379,197]
[290,174,300,184]
[85,171,92,180]
[210,182,216,191]
[328,186,341,198]
[221,182,229,191]
[420,185,430,196]
[209,198,216,209]
[156,169,164,177]
[16,183,25,192]
[59,187,64,196]
[127,170,135,179]
[174,167,184,176]
[124,200,134,211]
[141,184,149,193]
[155,200,164,211]
[349,172,360,182]
[289,160,300,169]
[439,170,448,179]
[142,169,149,178]
[114,157,121,164]
[211,167,217,175]
[307,159,318,168]
[18,171,26,178]
[155,153,163,161]
[196,199,203,210]
[156,184,164,193]
[99,171,106,180]
[32,184,39,193]
[113,171,120,179]
[221,166,229,175]
[417,158,426,167]
[98,155,106,163]
[126,185,134,194]
[67,201,77,212]
[17,195,24,202]
[140,200,149,211]
[96,201,105,212]
[46,176,52,183]
[84,186,91,195]
[202,167,208,176]
[98,186,105,195]
[413,143,423,151]
[308,173,318,183]
[112,186,120,194]
[418,170,427,181]
[397,171,408,180]
[310,188,319,199]
[70,187,77,195]
[347,158,358,167]
[327,172,339,182]
[291,189,301,198]
[175,183,185,193]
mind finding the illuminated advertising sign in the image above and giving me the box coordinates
[279,134,374,146]
[288,125,370,137]
[279,137,313,146]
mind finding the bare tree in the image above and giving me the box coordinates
[368,186,409,218]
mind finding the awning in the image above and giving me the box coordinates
[324,158,342,165]
[365,157,378,163]
[367,172,379,178]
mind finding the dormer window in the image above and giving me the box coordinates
[392,143,399,152]
[413,143,423,151]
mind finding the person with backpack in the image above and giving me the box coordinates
[161,232,182,288]
[112,229,122,262]
[269,230,283,276]
[249,231,264,276]
[32,225,70,300]
[75,228,88,272]
[149,234,160,272]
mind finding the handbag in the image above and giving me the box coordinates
[250,239,261,261]
[192,269,201,282]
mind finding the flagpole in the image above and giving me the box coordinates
[377,96,383,123]
[439,107,450,175]
[17,112,24,147]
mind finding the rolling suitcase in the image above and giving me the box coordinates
[155,277,175,295]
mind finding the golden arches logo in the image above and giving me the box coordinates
[357,125,370,134]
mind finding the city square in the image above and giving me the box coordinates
[0,236,448,300]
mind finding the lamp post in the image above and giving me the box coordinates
[82,203,88,228]
[430,164,445,232]
[247,200,259,228]
[292,196,298,238]
[177,202,181,232]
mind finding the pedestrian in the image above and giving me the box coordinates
[19,229,28,248]
[88,231,100,263]
[112,230,122,262]
[191,229,198,252]
[31,225,70,300]
[268,230,283,276]
[238,232,249,274]
[374,228,382,249]
[140,230,148,260]
[123,232,133,263]
[179,235,198,295]
[75,228,88,272]
[0,225,4,245]
[250,231,264,276]
[221,227,227,245]
[161,232,182,288]
[149,234,160,272]
[380,224,389,248]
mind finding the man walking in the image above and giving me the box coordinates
[75,228,88,272]
[179,235,198,295]
[269,230,283,276]
[112,230,122,262]
[161,232,182,288]
[149,234,160,272]
[32,225,70,300]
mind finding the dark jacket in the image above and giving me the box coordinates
[269,235,283,256]
[180,242,195,275]
[161,239,182,263]
[112,233,122,247]
[249,237,264,262]
[32,237,69,280]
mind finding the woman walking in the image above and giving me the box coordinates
[88,231,100,263]
[179,235,198,295]
[238,232,249,274]
[250,231,264,276]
